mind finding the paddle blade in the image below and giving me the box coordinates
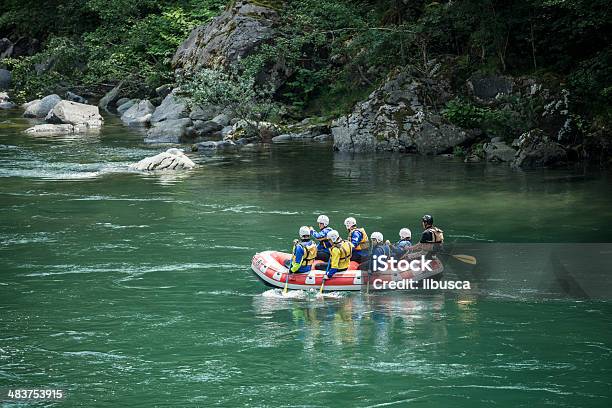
[452,254,477,265]
[319,278,325,294]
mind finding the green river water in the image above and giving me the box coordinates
[1,110,612,407]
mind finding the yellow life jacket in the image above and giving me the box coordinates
[424,227,444,243]
[332,240,352,270]
[348,227,369,251]
[292,242,317,267]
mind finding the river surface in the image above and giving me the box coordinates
[1,111,612,407]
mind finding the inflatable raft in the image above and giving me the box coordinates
[251,250,443,291]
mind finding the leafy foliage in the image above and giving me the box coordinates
[178,68,280,122]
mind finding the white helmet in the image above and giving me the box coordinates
[317,214,329,226]
[344,217,356,229]
[299,226,310,237]
[371,232,383,243]
[327,229,340,243]
[399,228,412,239]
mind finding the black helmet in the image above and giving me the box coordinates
[422,214,434,225]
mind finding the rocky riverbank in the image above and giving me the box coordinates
[2,1,610,169]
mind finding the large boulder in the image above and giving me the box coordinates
[0,69,11,90]
[121,100,155,126]
[24,124,89,134]
[117,99,138,116]
[467,75,513,101]
[150,92,188,123]
[23,94,61,118]
[193,120,223,137]
[189,105,221,121]
[483,141,517,162]
[129,148,196,171]
[98,82,123,112]
[45,100,103,128]
[512,129,567,168]
[173,1,279,72]
[145,118,193,143]
[332,70,471,154]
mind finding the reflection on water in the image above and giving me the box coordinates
[253,292,448,352]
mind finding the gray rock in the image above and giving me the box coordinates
[194,140,237,151]
[65,91,88,104]
[193,120,223,136]
[313,134,332,142]
[155,84,173,98]
[235,136,259,145]
[490,136,503,143]
[196,141,218,150]
[117,99,139,116]
[121,100,154,126]
[512,129,567,169]
[45,100,103,128]
[211,113,230,127]
[221,125,233,138]
[483,141,517,162]
[129,148,195,171]
[24,124,87,134]
[332,70,468,154]
[467,75,513,100]
[150,92,188,123]
[172,1,278,72]
[271,134,293,143]
[0,91,14,109]
[189,105,219,121]
[0,38,14,59]
[116,97,130,107]
[98,82,122,112]
[23,94,61,118]
[145,118,193,143]
[291,131,315,140]
[0,69,11,90]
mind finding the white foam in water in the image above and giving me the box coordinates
[261,288,308,299]
[315,291,345,300]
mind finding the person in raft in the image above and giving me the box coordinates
[359,232,391,272]
[310,214,334,261]
[314,229,352,279]
[389,228,412,257]
[284,226,318,273]
[407,214,444,259]
[344,217,370,262]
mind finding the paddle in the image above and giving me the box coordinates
[319,255,330,295]
[283,240,299,294]
[447,253,477,265]
[283,267,290,294]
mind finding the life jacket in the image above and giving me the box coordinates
[348,227,369,251]
[316,227,333,249]
[333,240,352,270]
[375,243,391,258]
[292,241,317,267]
[424,227,444,243]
